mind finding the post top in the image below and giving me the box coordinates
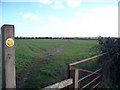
[1,24,15,30]
[2,24,14,27]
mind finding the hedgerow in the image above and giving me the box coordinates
[97,37,120,87]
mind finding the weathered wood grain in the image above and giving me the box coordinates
[41,78,73,90]
[1,25,16,88]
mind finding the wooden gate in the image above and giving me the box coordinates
[68,53,106,90]
[41,53,105,90]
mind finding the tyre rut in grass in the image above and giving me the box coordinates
[17,43,66,88]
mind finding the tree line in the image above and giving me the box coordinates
[15,36,99,40]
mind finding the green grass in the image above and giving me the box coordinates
[15,39,66,79]
[15,39,98,88]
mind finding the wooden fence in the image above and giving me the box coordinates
[68,53,106,90]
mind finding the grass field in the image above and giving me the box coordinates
[15,39,98,88]
[15,39,66,74]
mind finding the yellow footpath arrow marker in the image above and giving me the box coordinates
[7,40,13,46]
[6,38,14,47]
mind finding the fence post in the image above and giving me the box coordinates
[68,65,74,90]
[74,69,79,89]
[1,24,16,88]
[68,65,79,90]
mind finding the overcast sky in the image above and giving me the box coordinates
[0,0,119,37]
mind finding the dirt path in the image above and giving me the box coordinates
[17,43,66,88]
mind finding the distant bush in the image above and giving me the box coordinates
[98,37,120,87]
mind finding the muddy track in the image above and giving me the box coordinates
[17,43,66,88]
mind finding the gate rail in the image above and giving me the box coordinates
[68,53,106,90]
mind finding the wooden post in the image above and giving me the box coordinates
[1,24,16,89]
[74,69,79,89]
[67,65,74,90]
[68,65,79,90]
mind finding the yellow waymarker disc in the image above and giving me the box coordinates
[6,38,14,47]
